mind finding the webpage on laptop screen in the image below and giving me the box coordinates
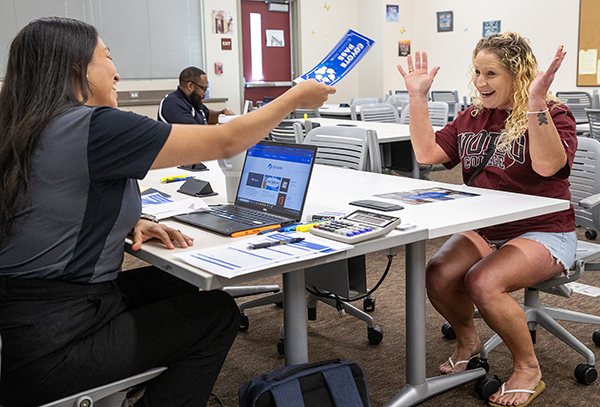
[237,144,314,216]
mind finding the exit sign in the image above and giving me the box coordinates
[221,38,232,50]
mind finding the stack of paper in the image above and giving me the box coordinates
[175,232,352,278]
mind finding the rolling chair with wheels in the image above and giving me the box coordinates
[0,333,167,407]
[443,136,600,386]
[238,126,385,354]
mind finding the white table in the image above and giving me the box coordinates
[302,117,443,178]
[577,122,590,135]
[128,162,569,406]
[317,103,353,118]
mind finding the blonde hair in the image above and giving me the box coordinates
[468,32,555,154]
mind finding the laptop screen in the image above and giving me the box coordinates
[235,141,317,220]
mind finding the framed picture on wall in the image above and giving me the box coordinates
[386,5,399,22]
[398,40,410,57]
[483,20,501,37]
[437,11,453,32]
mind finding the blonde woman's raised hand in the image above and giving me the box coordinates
[529,46,566,102]
[397,52,440,97]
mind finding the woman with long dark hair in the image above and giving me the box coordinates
[0,17,335,406]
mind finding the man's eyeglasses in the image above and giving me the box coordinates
[189,81,208,92]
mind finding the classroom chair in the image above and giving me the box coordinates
[0,334,167,407]
[447,136,600,385]
[350,98,382,120]
[430,90,460,121]
[237,126,384,355]
[585,108,600,143]
[556,91,593,124]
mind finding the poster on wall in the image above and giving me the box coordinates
[266,30,285,47]
[483,20,501,37]
[212,10,233,34]
[294,29,375,85]
[386,5,399,22]
[398,40,410,57]
[437,11,453,32]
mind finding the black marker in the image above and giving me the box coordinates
[248,237,305,250]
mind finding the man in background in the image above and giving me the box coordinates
[158,66,235,124]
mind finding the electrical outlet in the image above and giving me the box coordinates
[129,91,139,99]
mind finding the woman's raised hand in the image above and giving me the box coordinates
[397,52,440,97]
[529,46,566,102]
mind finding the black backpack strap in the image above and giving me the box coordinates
[322,364,365,407]
[467,135,497,186]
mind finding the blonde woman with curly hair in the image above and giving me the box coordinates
[397,32,577,406]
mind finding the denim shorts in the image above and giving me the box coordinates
[489,231,578,273]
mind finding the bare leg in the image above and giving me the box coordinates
[426,231,493,373]
[466,238,564,405]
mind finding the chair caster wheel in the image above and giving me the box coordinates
[593,329,600,346]
[277,339,285,357]
[441,321,456,340]
[363,296,376,312]
[467,356,490,372]
[575,364,597,385]
[585,228,598,240]
[368,325,384,345]
[474,373,501,400]
[275,301,283,308]
[239,314,249,331]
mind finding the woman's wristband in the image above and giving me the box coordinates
[526,108,549,115]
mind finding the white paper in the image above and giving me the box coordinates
[579,49,597,75]
[142,198,209,220]
[266,30,284,47]
[175,232,352,278]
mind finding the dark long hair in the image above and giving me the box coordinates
[0,17,98,245]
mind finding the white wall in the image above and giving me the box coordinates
[410,0,596,102]
[298,0,359,105]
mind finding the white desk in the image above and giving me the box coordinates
[317,103,353,118]
[577,122,590,135]
[303,117,443,178]
[128,162,569,406]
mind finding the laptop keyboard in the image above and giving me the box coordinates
[208,205,286,226]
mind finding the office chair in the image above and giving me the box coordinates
[238,126,384,354]
[290,108,321,119]
[0,334,167,407]
[556,92,593,124]
[385,94,409,115]
[359,103,400,123]
[223,123,314,304]
[446,136,600,385]
[268,119,311,144]
[350,98,382,120]
[585,108,600,142]
[430,90,460,121]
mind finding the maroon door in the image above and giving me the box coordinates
[241,0,293,105]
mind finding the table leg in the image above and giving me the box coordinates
[282,268,308,366]
[410,148,420,179]
[385,241,486,406]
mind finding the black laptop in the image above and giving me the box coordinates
[174,141,317,236]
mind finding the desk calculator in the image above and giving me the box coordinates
[309,210,401,243]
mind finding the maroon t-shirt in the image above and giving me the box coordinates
[435,102,577,240]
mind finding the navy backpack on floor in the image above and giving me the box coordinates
[238,359,370,407]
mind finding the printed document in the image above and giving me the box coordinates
[175,232,351,278]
